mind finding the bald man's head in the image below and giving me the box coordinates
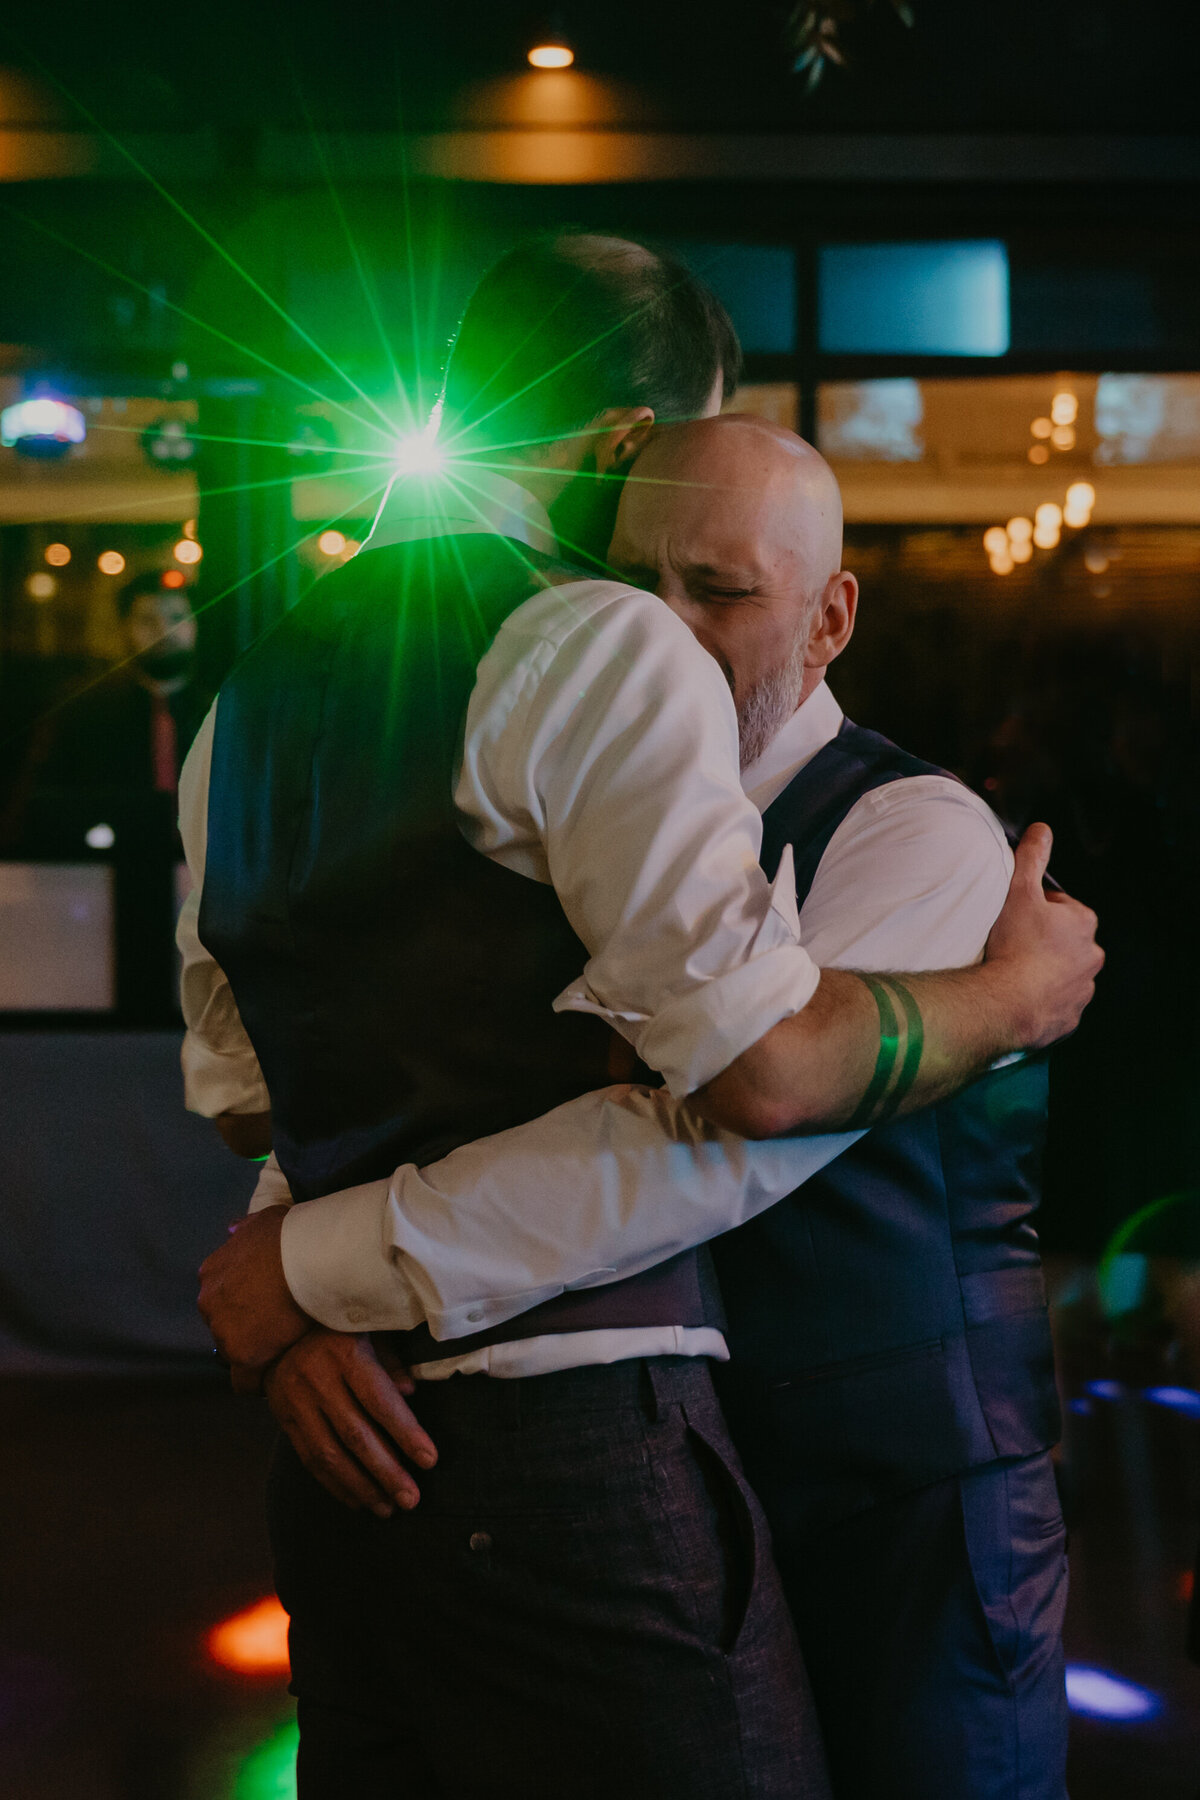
[608,414,857,765]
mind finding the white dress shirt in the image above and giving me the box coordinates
[251,681,1014,1380]
[177,468,831,1372]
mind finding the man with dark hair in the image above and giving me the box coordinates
[188,235,1099,1797]
[36,572,206,793]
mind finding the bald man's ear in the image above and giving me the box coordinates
[804,571,859,672]
[592,406,655,475]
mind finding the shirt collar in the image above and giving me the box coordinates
[364,466,558,556]
[741,680,845,814]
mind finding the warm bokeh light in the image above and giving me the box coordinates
[1051,423,1076,450]
[528,43,574,68]
[1006,516,1033,543]
[1030,416,1053,439]
[1028,444,1050,465]
[1033,525,1061,550]
[1066,481,1096,511]
[25,571,56,600]
[1084,546,1110,574]
[983,526,1007,555]
[182,518,197,539]
[97,551,126,576]
[989,552,1014,575]
[1051,391,1078,426]
[1010,539,1033,564]
[1063,505,1090,529]
[44,542,71,567]
[174,539,203,565]
[206,1595,291,1676]
[318,529,347,556]
[161,568,186,588]
[1035,503,1063,529]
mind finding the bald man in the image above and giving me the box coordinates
[203,417,1074,1799]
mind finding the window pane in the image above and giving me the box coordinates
[819,242,1010,357]
[661,244,796,355]
[819,373,1200,524]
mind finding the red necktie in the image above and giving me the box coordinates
[151,690,178,794]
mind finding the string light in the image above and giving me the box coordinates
[318,530,347,556]
[983,527,1008,555]
[97,551,126,576]
[26,572,56,600]
[1030,417,1053,439]
[174,539,203,565]
[1051,424,1076,451]
[1033,502,1061,550]
[44,542,71,567]
[1006,517,1033,543]
[1050,392,1078,426]
[989,551,1014,575]
[1028,445,1050,465]
[1010,539,1033,564]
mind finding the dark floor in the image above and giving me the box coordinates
[1,1324,1198,1799]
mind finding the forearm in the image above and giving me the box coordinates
[279,1084,861,1341]
[695,962,1017,1138]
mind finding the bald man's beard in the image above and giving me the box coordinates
[736,625,810,769]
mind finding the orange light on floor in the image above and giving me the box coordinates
[206,1595,291,1676]
[528,43,574,67]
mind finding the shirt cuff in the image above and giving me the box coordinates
[180,1034,270,1118]
[279,1181,425,1332]
[248,1153,293,1213]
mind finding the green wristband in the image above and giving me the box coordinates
[876,978,925,1122]
[846,976,901,1130]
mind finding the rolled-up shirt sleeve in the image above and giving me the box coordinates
[177,701,270,1118]
[457,582,820,1097]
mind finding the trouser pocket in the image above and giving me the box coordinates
[682,1418,762,1657]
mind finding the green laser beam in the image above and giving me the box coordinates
[2,472,390,755]
[18,47,401,447]
[1,198,402,454]
[81,417,397,463]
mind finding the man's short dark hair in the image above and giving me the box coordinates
[440,232,742,454]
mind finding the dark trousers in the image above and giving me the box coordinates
[763,1451,1069,1800]
[268,1357,831,1800]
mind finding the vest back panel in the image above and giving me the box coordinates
[199,535,615,1203]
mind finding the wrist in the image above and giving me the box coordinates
[976,959,1033,1055]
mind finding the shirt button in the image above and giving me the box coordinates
[469,1532,492,1553]
[346,1306,367,1326]
[466,1310,484,1324]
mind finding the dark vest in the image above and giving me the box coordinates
[199,533,720,1357]
[714,720,1061,1531]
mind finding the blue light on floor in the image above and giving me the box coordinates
[1144,1385,1200,1419]
[1085,1379,1127,1401]
[1065,1666,1161,1721]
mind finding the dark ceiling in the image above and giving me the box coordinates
[3,0,1199,136]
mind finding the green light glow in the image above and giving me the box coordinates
[234,1719,299,1800]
